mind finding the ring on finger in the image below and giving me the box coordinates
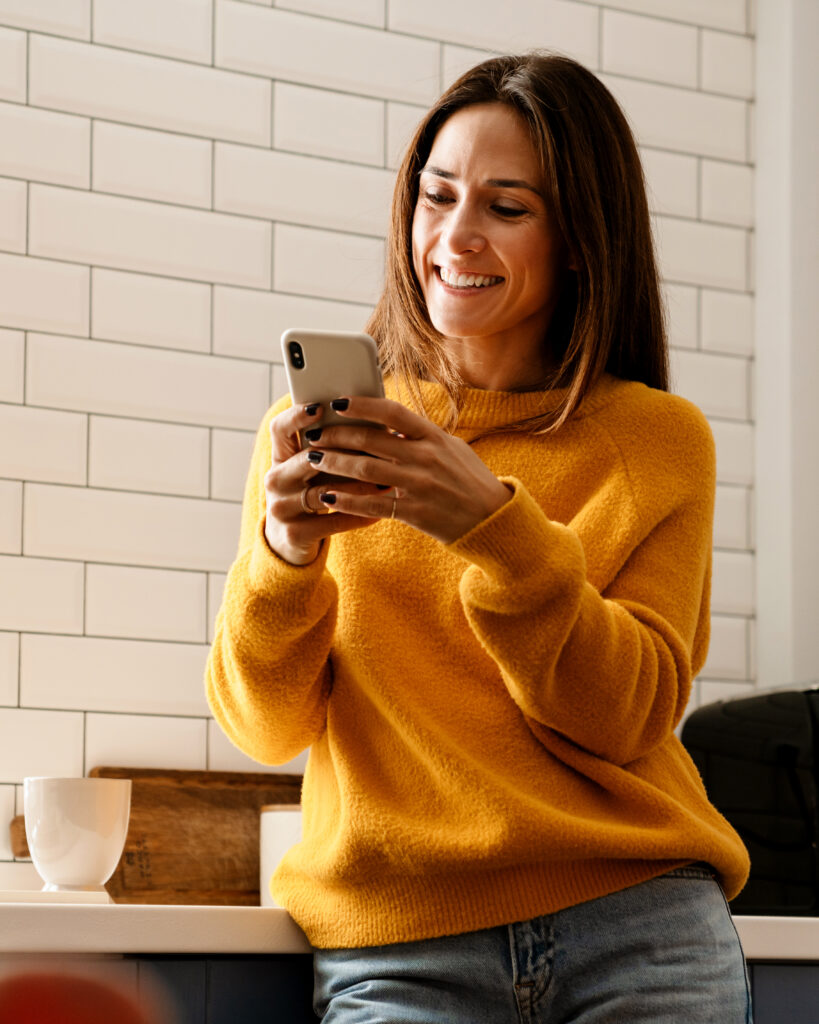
[300,486,317,515]
[390,488,398,520]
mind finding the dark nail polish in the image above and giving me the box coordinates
[305,427,322,442]
[304,403,320,416]
[330,398,349,412]
[307,450,324,464]
[376,484,390,491]
[319,492,336,505]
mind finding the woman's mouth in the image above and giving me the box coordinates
[437,266,503,289]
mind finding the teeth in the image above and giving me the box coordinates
[439,267,500,288]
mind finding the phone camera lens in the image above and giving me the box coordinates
[288,341,304,370]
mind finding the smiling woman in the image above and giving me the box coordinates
[206,52,752,1024]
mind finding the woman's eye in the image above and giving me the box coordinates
[493,205,527,218]
[422,190,454,206]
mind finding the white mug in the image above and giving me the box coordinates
[259,804,302,908]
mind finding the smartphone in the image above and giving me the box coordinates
[280,328,385,448]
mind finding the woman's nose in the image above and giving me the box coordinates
[442,203,486,255]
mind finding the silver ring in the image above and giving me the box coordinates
[300,486,316,515]
[390,490,398,520]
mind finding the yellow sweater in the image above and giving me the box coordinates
[206,373,749,949]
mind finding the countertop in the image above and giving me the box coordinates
[0,902,817,960]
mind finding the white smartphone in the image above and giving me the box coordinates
[281,328,385,445]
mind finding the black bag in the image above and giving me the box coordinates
[680,685,819,915]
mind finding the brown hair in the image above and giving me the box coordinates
[366,52,669,434]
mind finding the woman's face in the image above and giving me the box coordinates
[411,102,568,385]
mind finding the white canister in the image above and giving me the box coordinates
[259,804,302,908]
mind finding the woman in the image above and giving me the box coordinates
[206,53,751,1023]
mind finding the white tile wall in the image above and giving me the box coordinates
[88,415,210,497]
[0,404,87,484]
[0,27,25,103]
[0,253,89,336]
[93,0,213,65]
[0,102,90,188]
[85,564,207,643]
[0,632,19,706]
[92,269,211,353]
[0,481,21,553]
[0,555,84,634]
[0,0,759,843]
[207,717,309,774]
[0,784,14,857]
[698,679,754,707]
[0,329,24,402]
[21,634,211,716]
[93,122,213,209]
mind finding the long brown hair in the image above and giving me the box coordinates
[366,52,669,434]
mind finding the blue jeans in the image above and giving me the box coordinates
[313,865,752,1023]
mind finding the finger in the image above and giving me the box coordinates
[269,401,323,458]
[328,396,435,441]
[305,448,408,491]
[318,486,401,521]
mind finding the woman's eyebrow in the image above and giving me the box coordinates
[419,165,542,196]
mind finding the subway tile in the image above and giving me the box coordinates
[29,35,270,146]
[88,415,210,497]
[602,10,697,88]
[0,102,90,188]
[215,143,392,237]
[93,122,212,209]
[0,481,21,554]
[271,363,288,401]
[697,679,754,708]
[386,102,426,171]
[0,632,19,706]
[207,572,226,644]
[0,253,89,336]
[0,708,84,783]
[441,45,496,93]
[274,224,384,306]
[0,0,90,39]
[701,30,754,99]
[93,0,212,65]
[0,862,42,889]
[601,74,746,162]
[701,289,753,356]
[640,148,698,219]
[27,334,270,431]
[0,27,26,103]
[92,269,211,353]
[663,284,698,350]
[0,784,14,857]
[389,0,598,66]
[671,350,748,421]
[0,405,87,484]
[207,718,309,774]
[274,83,384,167]
[703,615,747,679]
[653,215,746,290]
[275,0,385,29]
[24,483,240,572]
[0,555,84,634]
[213,287,370,361]
[211,429,256,501]
[0,329,24,403]
[29,185,271,289]
[0,177,26,253]
[21,634,211,716]
[701,160,753,228]
[85,713,207,772]
[711,419,753,486]
[573,0,746,33]
[711,550,754,616]
[85,564,207,643]
[216,2,439,105]
[714,484,748,550]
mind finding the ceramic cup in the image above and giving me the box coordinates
[259,804,302,908]
[23,777,132,893]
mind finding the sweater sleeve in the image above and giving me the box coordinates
[204,400,338,766]
[448,400,715,766]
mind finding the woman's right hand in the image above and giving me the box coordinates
[263,403,381,565]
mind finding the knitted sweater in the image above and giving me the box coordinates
[206,373,750,949]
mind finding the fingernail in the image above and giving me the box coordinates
[376,484,390,491]
[307,450,324,464]
[319,492,336,505]
[305,427,322,442]
[304,403,320,416]
[330,398,349,412]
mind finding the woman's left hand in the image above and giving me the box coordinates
[305,395,511,545]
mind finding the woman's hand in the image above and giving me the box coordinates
[306,396,512,545]
[263,403,382,565]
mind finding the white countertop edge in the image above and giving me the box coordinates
[733,915,819,962]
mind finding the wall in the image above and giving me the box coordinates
[0,0,756,887]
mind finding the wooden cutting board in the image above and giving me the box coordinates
[9,767,302,905]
